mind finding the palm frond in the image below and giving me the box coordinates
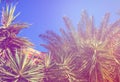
[1,4,20,28]
[42,52,78,82]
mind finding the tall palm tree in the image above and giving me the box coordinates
[0,5,33,60]
[40,11,120,82]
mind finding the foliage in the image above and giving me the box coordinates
[40,11,120,82]
[0,49,44,82]
[0,2,120,82]
[0,4,42,82]
[0,5,33,60]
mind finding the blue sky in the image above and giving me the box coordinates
[0,0,120,52]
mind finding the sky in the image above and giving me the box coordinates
[0,0,120,52]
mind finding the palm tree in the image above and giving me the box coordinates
[0,4,45,82]
[0,4,33,60]
[40,11,120,82]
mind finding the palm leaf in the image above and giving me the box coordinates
[1,4,20,28]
